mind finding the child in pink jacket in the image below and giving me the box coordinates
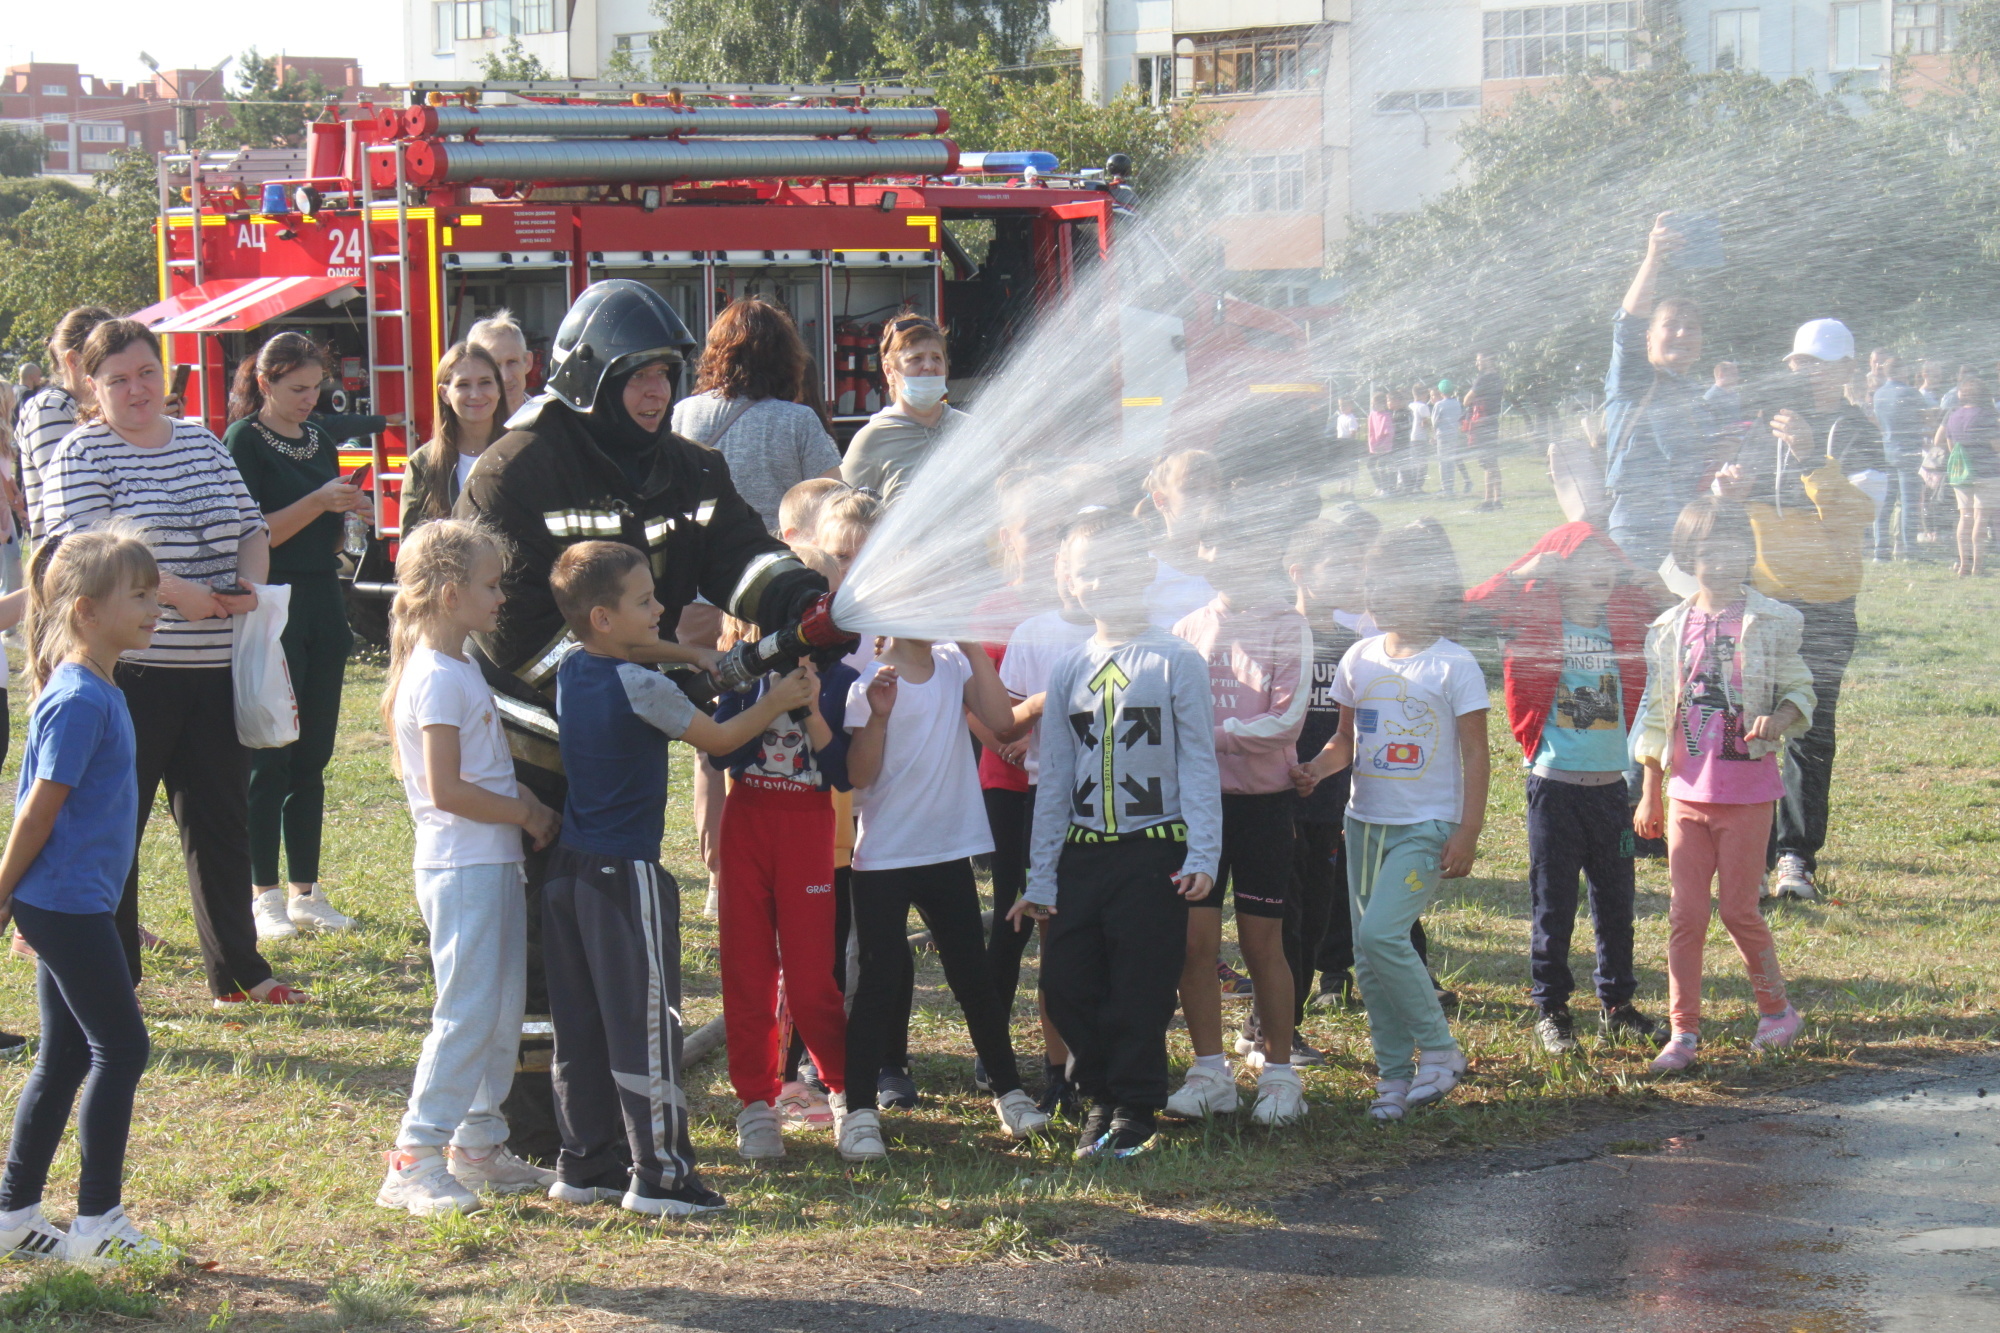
[1168,532,1311,1128]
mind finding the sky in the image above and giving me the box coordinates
[5,0,408,91]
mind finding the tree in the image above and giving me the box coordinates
[0,128,44,178]
[479,36,555,81]
[0,148,158,350]
[643,0,1049,84]
[1327,57,2000,403]
[205,49,327,149]
[872,34,1215,192]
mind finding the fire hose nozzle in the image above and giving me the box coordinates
[711,592,856,694]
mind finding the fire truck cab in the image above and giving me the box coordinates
[138,81,1306,635]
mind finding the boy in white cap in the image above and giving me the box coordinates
[1711,317,1877,903]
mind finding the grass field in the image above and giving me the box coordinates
[0,451,1995,1330]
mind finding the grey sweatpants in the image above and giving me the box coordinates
[542,847,698,1190]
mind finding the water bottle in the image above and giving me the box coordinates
[343,510,370,559]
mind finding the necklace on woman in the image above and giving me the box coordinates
[253,414,319,461]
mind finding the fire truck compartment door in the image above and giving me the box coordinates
[1117,305,1188,459]
[445,251,570,270]
[131,276,360,333]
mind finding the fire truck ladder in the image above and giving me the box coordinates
[358,140,414,543]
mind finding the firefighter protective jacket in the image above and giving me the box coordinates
[454,394,826,773]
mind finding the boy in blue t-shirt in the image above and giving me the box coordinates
[544,542,812,1217]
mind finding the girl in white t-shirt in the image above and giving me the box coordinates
[838,637,1051,1160]
[377,520,561,1216]
[1324,520,1491,1122]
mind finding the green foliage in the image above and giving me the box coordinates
[0,1261,163,1325]
[643,0,1048,84]
[201,48,327,150]
[0,177,85,228]
[0,147,159,350]
[325,1276,421,1326]
[1330,58,2000,402]
[0,127,45,178]
[478,36,555,81]
[873,34,1216,189]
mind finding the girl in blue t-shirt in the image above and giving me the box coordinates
[0,525,171,1266]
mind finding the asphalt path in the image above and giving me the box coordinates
[623,1053,2000,1333]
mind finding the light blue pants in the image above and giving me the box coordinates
[398,862,528,1150]
[1346,817,1459,1081]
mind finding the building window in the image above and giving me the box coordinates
[80,153,114,171]
[455,0,562,40]
[1893,1,1955,52]
[78,123,124,143]
[1221,153,1309,213]
[1136,54,1174,104]
[1482,4,1642,79]
[1710,9,1761,69]
[40,85,67,97]
[1831,0,1883,68]
[1186,28,1320,96]
[434,2,455,51]
[1373,88,1481,112]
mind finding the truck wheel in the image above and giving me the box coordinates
[346,585,390,649]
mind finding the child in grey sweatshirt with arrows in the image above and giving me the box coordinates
[1009,512,1222,1160]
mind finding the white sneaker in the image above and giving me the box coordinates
[837,1107,887,1162]
[1251,1064,1307,1126]
[736,1101,786,1160]
[0,1204,66,1260]
[376,1148,479,1216]
[252,889,297,941]
[1404,1047,1469,1109]
[286,887,355,932]
[1368,1078,1412,1122]
[993,1088,1052,1139]
[1773,854,1818,901]
[61,1206,176,1267]
[1164,1063,1240,1119]
[447,1143,554,1196]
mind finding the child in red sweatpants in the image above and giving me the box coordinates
[709,656,858,1160]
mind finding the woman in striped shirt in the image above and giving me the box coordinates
[16,306,112,543]
[42,320,306,1008]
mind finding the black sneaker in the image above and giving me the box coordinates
[1073,1103,1115,1158]
[547,1164,630,1205]
[1316,971,1358,1009]
[1036,1064,1079,1120]
[973,1056,992,1093]
[0,1032,26,1060]
[1534,1005,1577,1055]
[621,1173,727,1217]
[877,1065,921,1110]
[1602,1001,1665,1045]
[1290,1037,1327,1068]
[1430,975,1458,1012]
[1100,1108,1157,1160]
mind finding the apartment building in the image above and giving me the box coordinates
[2,58,377,178]
[1055,0,1968,295]
[405,0,662,81]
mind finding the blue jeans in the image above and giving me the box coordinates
[1345,817,1457,1081]
[1884,464,1923,557]
[0,903,149,1216]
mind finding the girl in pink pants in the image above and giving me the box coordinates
[1633,498,1817,1073]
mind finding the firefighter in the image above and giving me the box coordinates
[453,280,832,1007]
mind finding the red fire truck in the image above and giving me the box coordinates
[137,80,1308,631]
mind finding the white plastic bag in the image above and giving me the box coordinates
[232,582,299,749]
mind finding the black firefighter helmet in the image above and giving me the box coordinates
[543,279,698,413]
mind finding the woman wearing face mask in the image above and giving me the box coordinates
[840,315,965,506]
[404,343,506,535]
[225,332,368,941]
